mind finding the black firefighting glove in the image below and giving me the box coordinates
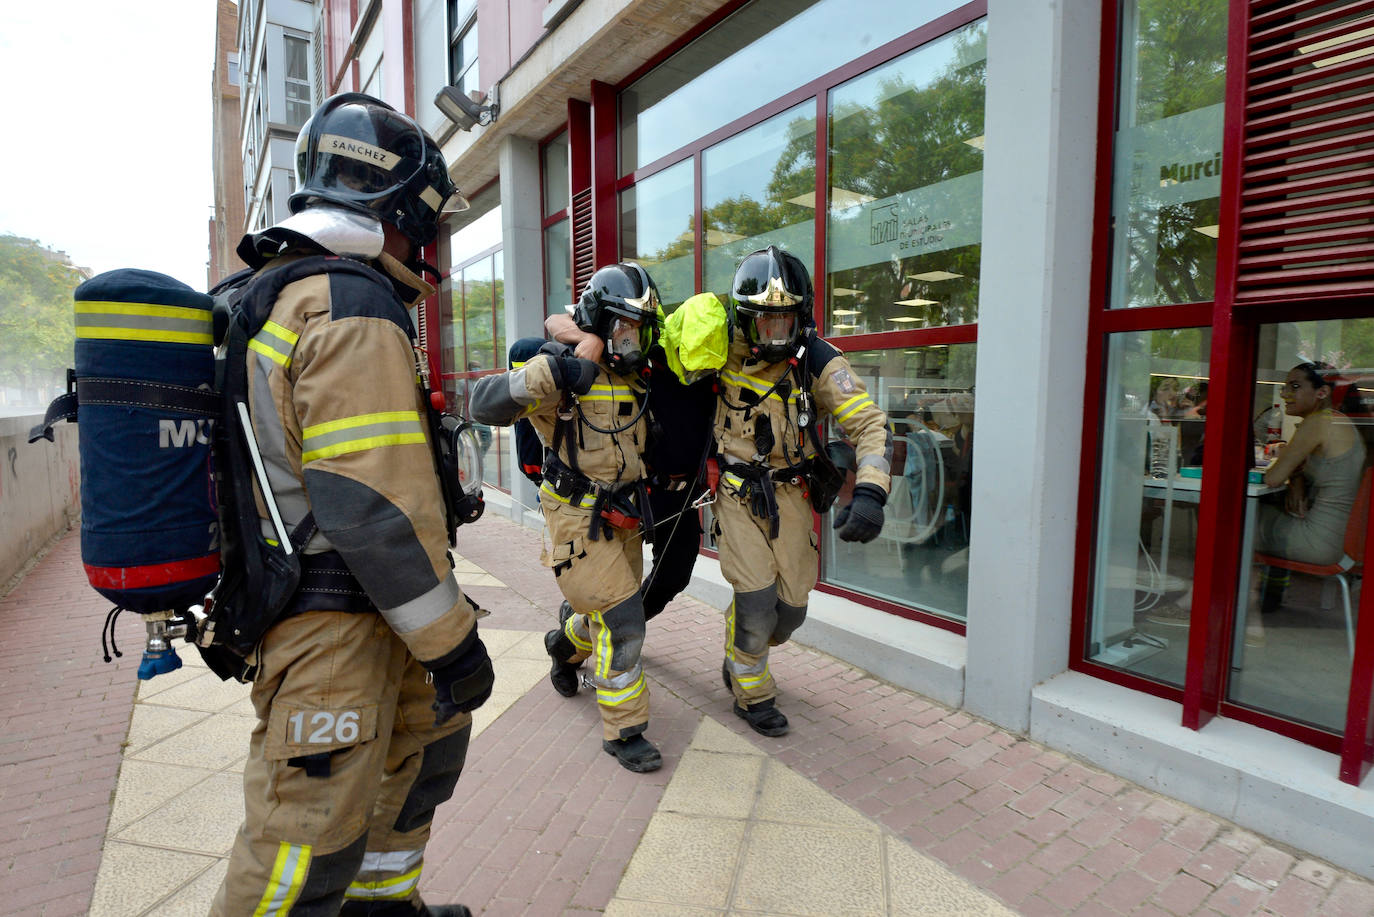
[429,630,495,726]
[834,483,886,543]
[547,355,598,396]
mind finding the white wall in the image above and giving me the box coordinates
[962,0,1101,730]
[0,415,79,587]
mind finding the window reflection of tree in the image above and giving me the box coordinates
[819,24,987,332]
[1119,0,1227,307]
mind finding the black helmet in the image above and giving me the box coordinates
[289,92,466,248]
[731,245,813,363]
[573,262,661,375]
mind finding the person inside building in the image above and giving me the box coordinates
[1251,362,1367,627]
[213,93,493,917]
[713,245,893,736]
[543,294,718,629]
[469,263,666,773]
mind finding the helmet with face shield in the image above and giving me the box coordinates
[731,245,813,363]
[573,262,661,375]
[289,92,469,248]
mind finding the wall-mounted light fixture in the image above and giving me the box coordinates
[434,85,499,131]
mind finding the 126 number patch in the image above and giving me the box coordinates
[286,710,361,745]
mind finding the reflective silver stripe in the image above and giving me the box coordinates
[248,321,298,368]
[73,301,213,345]
[252,355,314,530]
[510,367,534,403]
[596,663,644,691]
[357,849,424,874]
[858,454,891,475]
[380,574,460,634]
[300,411,426,463]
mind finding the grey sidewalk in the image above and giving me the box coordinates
[4,516,1374,915]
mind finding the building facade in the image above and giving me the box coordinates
[209,0,247,286]
[308,0,1374,878]
[239,0,317,233]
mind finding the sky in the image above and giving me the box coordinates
[0,2,220,289]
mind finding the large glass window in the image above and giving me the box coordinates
[1228,319,1374,733]
[283,34,311,128]
[447,0,479,99]
[620,0,968,173]
[822,343,976,622]
[1108,0,1228,308]
[825,20,986,337]
[701,102,816,299]
[544,218,572,316]
[1086,329,1211,685]
[543,132,570,217]
[620,159,694,308]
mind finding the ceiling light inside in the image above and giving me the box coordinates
[786,187,877,211]
[831,287,862,296]
[832,309,860,316]
[888,316,924,323]
[1193,224,1220,238]
[907,271,963,282]
[964,135,985,150]
[894,298,938,306]
[1299,27,1374,67]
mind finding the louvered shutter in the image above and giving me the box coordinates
[1234,0,1374,304]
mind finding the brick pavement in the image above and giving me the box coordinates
[5,517,1374,915]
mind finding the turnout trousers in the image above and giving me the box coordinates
[212,610,472,916]
[541,497,649,741]
[714,479,816,706]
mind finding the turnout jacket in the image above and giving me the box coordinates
[242,249,477,666]
[715,335,892,494]
[469,353,649,487]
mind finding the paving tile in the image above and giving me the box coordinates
[886,834,1015,915]
[88,841,217,917]
[733,821,885,915]
[112,770,244,855]
[612,812,745,909]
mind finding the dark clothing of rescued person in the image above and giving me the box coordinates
[212,93,491,917]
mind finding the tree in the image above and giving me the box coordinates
[0,235,82,400]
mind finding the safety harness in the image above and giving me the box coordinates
[541,355,655,542]
[715,330,849,536]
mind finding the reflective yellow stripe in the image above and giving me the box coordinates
[345,866,422,900]
[74,300,214,345]
[248,321,299,368]
[590,609,612,680]
[539,480,597,509]
[721,369,797,404]
[596,672,646,706]
[735,666,771,689]
[564,613,593,652]
[579,383,639,404]
[301,411,426,463]
[834,393,874,424]
[253,842,311,917]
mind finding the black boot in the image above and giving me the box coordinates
[602,734,663,772]
[544,629,581,697]
[721,658,732,691]
[558,599,575,626]
[734,698,789,736]
[340,899,471,916]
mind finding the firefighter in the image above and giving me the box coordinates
[470,263,664,773]
[543,293,720,627]
[212,93,491,917]
[714,246,892,737]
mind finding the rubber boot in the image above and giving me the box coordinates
[544,629,582,697]
[558,599,575,626]
[721,658,731,691]
[602,734,662,772]
[340,899,471,916]
[733,698,789,736]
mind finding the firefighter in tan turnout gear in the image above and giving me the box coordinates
[212,93,491,917]
[714,246,892,737]
[470,263,664,773]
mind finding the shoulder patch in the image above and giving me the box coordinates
[807,335,842,379]
[327,268,414,337]
[829,366,857,394]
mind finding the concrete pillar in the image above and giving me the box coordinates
[499,134,546,521]
[963,0,1102,730]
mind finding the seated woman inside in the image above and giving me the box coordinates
[1253,362,1367,619]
